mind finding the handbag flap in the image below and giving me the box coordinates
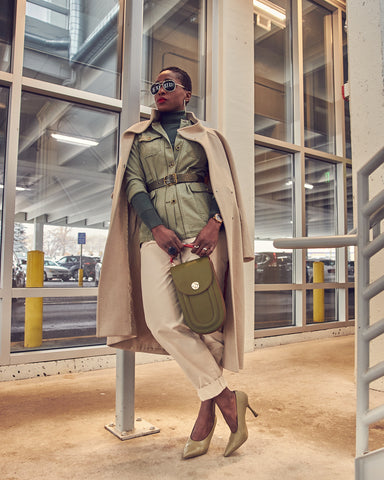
[170,257,213,295]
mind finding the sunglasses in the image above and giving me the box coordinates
[150,79,186,95]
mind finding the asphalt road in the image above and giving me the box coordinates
[11,280,98,342]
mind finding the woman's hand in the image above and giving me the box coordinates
[151,225,184,256]
[191,218,221,257]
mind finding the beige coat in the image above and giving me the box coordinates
[97,110,254,372]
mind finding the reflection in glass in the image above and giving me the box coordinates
[11,296,105,352]
[0,1,14,72]
[305,158,336,237]
[302,0,335,153]
[346,165,355,319]
[24,0,122,98]
[141,0,206,118]
[0,88,9,276]
[254,0,293,141]
[343,15,351,158]
[255,291,293,329]
[16,91,118,287]
[305,158,336,281]
[255,146,293,284]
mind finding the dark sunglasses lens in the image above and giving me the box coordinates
[150,83,160,95]
[163,80,176,91]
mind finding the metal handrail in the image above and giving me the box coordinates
[356,147,384,467]
[273,146,384,479]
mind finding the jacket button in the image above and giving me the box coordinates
[175,145,180,151]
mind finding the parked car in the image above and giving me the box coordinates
[254,252,292,283]
[44,259,70,281]
[348,261,355,282]
[56,255,99,280]
[306,259,336,283]
[12,253,26,288]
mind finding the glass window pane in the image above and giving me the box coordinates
[255,146,293,284]
[0,1,14,72]
[346,165,355,319]
[11,296,106,352]
[16,91,118,285]
[254,0,293,142]
[255,291,293,329]
[302,0,335,153]
[305,158,336,237]
[15,224,106,284]
[12,92,117,348]
[305,158,336,282]
[343,15,351,158]
[0,87,9,276]
[24,1,122,98]
[141,0,206,118]
[306,288,337,324]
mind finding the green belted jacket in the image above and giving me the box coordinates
[97,110,253,372]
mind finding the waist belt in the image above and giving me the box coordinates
[147,173,205,192]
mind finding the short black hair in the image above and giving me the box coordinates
[159,66,192,92]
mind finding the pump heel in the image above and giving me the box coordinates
[223,391,258,457]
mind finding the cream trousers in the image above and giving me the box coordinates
[140,232,229,401]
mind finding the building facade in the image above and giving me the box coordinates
[0,0,353,376]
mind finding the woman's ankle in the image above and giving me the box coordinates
[190,399,215,441]
[215,388,237,433]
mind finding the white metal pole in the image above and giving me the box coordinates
[105,0,159,440]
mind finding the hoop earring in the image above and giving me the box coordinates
[184,99,187,114]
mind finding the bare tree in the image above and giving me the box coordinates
[44,226,75,258]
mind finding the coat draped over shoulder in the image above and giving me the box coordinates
[97,110,253,372]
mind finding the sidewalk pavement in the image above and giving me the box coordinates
[1,335,384,480]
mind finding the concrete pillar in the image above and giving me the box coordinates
[347,1,384,390]
[219,0,255,353]
[33,218,44,251]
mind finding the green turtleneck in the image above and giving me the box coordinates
[160,110,185,148]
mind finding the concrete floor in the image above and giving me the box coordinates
[1,335,384,480]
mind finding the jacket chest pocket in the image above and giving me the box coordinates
[138,133,163,160]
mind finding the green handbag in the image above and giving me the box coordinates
[170,256,226,334]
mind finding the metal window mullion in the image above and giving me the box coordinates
[336,162,347,323]
[9,344,115,365]
[332,8,345,157]
[294,150,305,327]
[324,11,335,153]
[198,0,207,120]
[0,0,27,365]
[120,0,142,132]
[292,0,304,147]
[21,77,122,111]
[292,0,305,328]
[207,0,220,129]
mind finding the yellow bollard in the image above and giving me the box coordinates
[24,250,44,348]
[78,268,83,287]
[313,261,324,323]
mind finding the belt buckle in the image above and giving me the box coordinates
[163,173,177,186]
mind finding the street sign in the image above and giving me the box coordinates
[78,232,86,245]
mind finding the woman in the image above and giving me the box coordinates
[97,67,256,458]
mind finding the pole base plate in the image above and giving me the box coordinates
[105,418,160,441]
